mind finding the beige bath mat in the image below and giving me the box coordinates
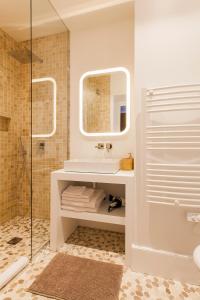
[28,253,123,300]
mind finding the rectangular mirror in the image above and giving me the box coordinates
[79,67,130,137]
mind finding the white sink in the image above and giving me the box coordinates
[64,159,120,174]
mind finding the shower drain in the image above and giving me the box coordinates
[7,237,22,245]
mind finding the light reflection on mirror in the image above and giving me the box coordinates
[80,67,130,137]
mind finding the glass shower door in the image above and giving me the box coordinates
[0,0,32,269]
[31,0,69,256]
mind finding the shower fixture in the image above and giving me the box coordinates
[19,136,30,185]
[96,88,101,95]
[8,47,43,64]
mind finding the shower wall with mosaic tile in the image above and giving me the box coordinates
[0,28,31,225]
[83,75,111,133]
[30,31,69,219]
[0,28,69,224]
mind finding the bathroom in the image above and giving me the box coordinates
[0,0,200,299]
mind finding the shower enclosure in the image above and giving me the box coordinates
[0,0,69,271]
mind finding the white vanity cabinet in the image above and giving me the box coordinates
[50,169,134,266]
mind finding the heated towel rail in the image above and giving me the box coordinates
[143,84,200,207]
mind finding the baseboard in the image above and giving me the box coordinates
[131,244,200,285]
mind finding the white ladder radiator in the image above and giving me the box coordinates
[143,84,200,207]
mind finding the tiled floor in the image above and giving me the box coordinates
[0,216,49,273]
[0,225,200,299]
[67,225,125,253]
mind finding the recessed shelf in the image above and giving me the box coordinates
[60,199,125,225]
[0,115,11,131]
[0,112,11,119]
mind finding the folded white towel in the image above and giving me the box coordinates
[61,192,105,213]
[61,190,105,208]
[62,195,90,203]
[63,185,86,197]
[62,186,94,200]
[61,206,98,213]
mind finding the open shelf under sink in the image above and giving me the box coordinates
[60,199,125,225]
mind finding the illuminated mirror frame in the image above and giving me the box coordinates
[32,77,57,138]
[79,67,131,137]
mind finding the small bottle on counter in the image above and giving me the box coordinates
[120,153,134,170]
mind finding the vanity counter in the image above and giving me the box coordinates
[50,169,135,266]
[52,169,134,183]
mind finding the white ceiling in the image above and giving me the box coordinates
[0,0,30,41]
[50,0,133,19]
[0,0,134,41]
[59,1,134,31]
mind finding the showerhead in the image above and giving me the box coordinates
[8,48,43,64]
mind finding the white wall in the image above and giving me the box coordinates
[70,10,134,159]
[134,0,200,255]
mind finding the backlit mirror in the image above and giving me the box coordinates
[79,67,130,137]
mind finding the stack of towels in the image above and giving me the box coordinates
[61,185,105,212]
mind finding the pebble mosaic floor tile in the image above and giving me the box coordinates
[0,216,49,273]
[67,225,125,253]
[0,225,200,299]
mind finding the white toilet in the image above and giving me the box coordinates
[193,245,200,269]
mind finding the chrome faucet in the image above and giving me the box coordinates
[105,143,112,151]
[95,143,104,150]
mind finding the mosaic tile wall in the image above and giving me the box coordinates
[0,28,31,224]
[15,61,31,218]
[32,81,53,135]
[0,29,69,224]
[27,32,69,220]
[83,75,111,133]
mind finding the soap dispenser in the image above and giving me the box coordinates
[120,153,134,170]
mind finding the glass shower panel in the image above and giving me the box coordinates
[31,0,69,255]
[0,0,32,268]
